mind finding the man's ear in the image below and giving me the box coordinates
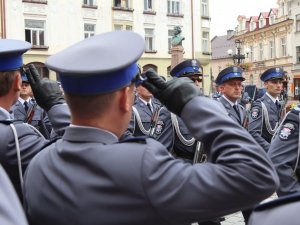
[119,85,134,112]
[13,73,22,91]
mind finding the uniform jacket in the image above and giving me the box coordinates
[268,108,300,196]
[248,94,282,152]
[219,96,247,126]
[24,96,278,225]
[0,164,28,225]
[248,193,300,225]
[0,104,70,200]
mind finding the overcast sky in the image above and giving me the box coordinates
[210,0,279,38]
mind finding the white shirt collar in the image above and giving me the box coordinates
[266,92,279,103]
[222,95,238,107]
[18,97,32,105]
[138,97,152,106]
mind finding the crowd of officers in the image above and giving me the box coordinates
[0,31,299,225]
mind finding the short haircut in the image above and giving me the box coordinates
[0,70,18,97]
[64,91,117,119]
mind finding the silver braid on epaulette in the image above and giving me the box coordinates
[261,102,279,135]
[132,106,150,135]
[171,113,195,146]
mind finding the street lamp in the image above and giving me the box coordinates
[227,39,250,65]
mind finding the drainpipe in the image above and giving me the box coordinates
[0,0,6,38]
[191,0,195,59]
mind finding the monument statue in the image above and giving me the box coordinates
[171,26,185,47]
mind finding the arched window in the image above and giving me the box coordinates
[250,74,254,85]
[142,64,157,72]
[24,62,49,78]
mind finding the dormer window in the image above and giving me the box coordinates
[259,17,264,28]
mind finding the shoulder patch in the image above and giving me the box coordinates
[278,122,296,141]
[251,107,260,119]
[119,135,148,144]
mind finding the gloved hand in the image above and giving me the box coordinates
[142,69,201,115]
[24,64,65,111]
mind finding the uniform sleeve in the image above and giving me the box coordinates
[142,96,279,224]
[268,113,300,196]
[248,101,270,152]
[0,165,28,225]
[46,103,70,136]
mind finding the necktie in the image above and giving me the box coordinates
[24,101,29,112]
[275,100,280,111]
[147,102,153,113]
[233,104,240,120]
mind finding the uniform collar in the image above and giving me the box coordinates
[18,97,32,105]
[0,107,13,120]
[138,97,152,106]
[266,92,279,103]
[222,95,238,107]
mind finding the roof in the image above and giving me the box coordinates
[211,35,235,59]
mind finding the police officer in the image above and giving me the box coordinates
[11,74,52,139]
[267,104,300,197]
[126,80,163,136]
[0,164,28,225]
[169,59,205,163]
[23,31,278,225]
[0,39,70,200]
[248,67,284,152]
[215,66,248,127]
[248,192,300,225]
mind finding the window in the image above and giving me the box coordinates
[202,32,209,53]
[250,21,255,31]
[281,2,285,16]
[114,0,129,8]
[270,14,276,24]
[296,46,300,64]
[83,0,96,6]
[202,0,208,17]
[259,43,263,61]
[281,37,287,57]
[249,46,254,61]
[144,0,153,11]
[114,24,132,30]
[84,23,95,39]
[167,0,181,15]
[168,29,174,50]
[145,28,155,51]
[269,41,274,59]
[296,15,300,32]
[25,19,46,46]
[259,17,264,28]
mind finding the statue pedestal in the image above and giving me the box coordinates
[171,45,184,69]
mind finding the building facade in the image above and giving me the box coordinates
[0,0,212,95]
[234,0,294,98]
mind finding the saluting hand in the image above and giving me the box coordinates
[25,64,65,111]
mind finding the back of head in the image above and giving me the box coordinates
[0,39,31,98]
[45,31,145,115]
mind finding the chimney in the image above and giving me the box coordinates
[227,30,234,39]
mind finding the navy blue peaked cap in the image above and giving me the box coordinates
[46,31,145,95]
[0,39,32,72]
[260,67,284,82]
[170,59,202,77]
[216,66,244,85]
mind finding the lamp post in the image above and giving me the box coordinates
[227,39,250,65]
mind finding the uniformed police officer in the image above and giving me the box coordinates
[0,39,70,200]
[215,66,248,127]
[11,74,52,139]
[23,31,278,225]
[0,164,28,225]
[248,67,284,152]
[267,104,300,197]
[169,59,205,163]
[248,192,300,225]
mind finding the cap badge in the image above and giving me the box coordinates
[191,60,197,67]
